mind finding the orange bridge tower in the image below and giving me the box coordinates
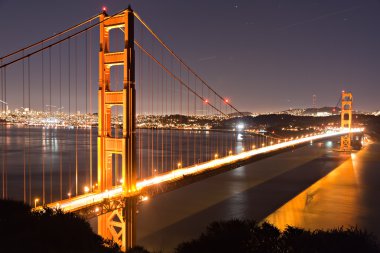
[97,6,137,250]
[340,91,353,151]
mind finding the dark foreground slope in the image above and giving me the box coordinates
[0,199,121,253]
[130,219,379,253]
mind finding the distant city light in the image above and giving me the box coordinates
[236,123,245,131]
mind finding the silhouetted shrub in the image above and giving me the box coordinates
[0,199,121,253]
[127,245,151,253]
[175,219,379,253]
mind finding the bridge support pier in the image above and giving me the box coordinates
[98,197,137,251]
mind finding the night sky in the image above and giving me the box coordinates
[1,0,379,113]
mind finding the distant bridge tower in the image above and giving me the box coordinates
[97,6,136,250]
[340,91,353,151]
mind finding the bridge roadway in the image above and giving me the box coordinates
[45,128,363,214]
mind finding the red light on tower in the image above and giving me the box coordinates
[204,99,209,103]
[225,98,229,103]
[102,6,107,12]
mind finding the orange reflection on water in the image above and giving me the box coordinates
[265,148,367,231]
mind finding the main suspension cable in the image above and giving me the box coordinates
[135,41,227,117]
[0,13,100,61]
[0,8,129,70]
[134,12,244,117]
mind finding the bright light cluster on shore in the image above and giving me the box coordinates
[47,128,363,212]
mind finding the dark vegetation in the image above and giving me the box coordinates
[0,199,121,253]
[129,219,380,253]
[1,200,379,253]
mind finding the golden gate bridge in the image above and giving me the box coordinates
[0,6,362,251]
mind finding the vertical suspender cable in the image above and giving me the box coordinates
[22,52,26,203]
[28,57,31,204]
[85,30,89,188]
[59,43,63,200]
[4,66,7,199]
[42,44,45,204]
[1,65,5,199]
[75,37,78,196]
[187,70,189,166]
[138,39,142,179]
[68,38,72,195]
[161,48,164,172]
[49,47,53,203]
[89,25,93,190]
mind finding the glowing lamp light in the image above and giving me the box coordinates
[204,99,209,103]
[236,123,245,131]
[102,6,107,12]
[177,162,182,168]
[252,145,256,149]
[225,99,229,103]
[84,186,90,193]
[67,192,72,198]
[214,153,219,159]
[34,198,40,208]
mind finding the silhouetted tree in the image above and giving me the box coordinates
[0,199,121,253]
[174,219,380,253]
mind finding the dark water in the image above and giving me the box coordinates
[0,125,265,204]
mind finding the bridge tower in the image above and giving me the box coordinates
[97,6,136,250]
[340,91,353,151]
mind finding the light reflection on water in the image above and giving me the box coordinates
[265,146,366,231]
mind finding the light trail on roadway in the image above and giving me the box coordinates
[47,128,363,213]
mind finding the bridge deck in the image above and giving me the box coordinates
[46,129,362,213]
